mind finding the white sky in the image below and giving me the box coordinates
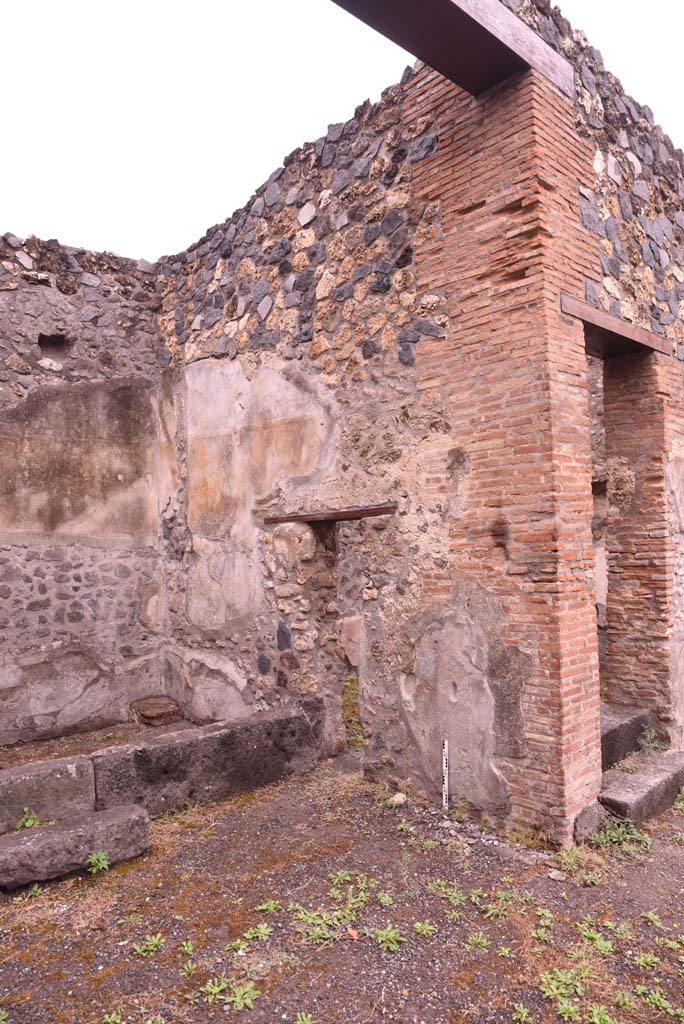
[3,0,681,261]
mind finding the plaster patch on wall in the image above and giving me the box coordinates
[0,380,158,542]
[165,644,254,723]
[400,607,507,811]
[397,580,529,815]
[0,647,160,745]
[184,358,337,631]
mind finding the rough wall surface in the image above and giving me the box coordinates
[506,0,684,749]
[0,239,164,743]
[154,82,457,760]
[3,0,684,838]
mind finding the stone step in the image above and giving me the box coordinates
[599,750,684,823]
[0,804,149,890]
[0,755,95,835]
[600,702,650,771]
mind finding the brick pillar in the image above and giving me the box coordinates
[406,66,603,842]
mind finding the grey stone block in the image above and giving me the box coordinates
[600,703,650,771]
[0,805,149,889]
[93,699,325,816]
[599,751,684,823]
[573,801,607,843]
[0,756,95,835]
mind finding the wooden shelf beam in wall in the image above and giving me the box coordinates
[263,503,397,526]
[561,293,671,359]
[330,0,575,99]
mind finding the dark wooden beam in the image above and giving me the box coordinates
[330,0,575,98]
[263,503,397,526]
[561,293,671,358]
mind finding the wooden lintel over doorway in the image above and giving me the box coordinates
[330,0,575,99]
[263,503,398,526]
[561,293,672,359]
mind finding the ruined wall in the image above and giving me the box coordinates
[4,0,684,838]
[0,237,165,743]
[155,82,459,760]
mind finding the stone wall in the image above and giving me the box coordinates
[3,0,684,839]
[0,237,165,743]
[154,81,457,763]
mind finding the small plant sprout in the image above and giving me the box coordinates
[377,891,394,907]
[132,933,165,957]
[370,925,406,952]
[226,981,261,1010]
[227,938,249,953]
[101,1014,123,1024]
[180,940,194,956]
[614,991,634,1009]
[633,952,660,969]
[295,1015,316,1024]
[243,923,272,942]
[200,975,231,1003]
[428,879,466,907]
[554,1000,580,1021]
[256,898,281,913]
[591,819,651,856]
[328,870,352,885]
[498,946,513,958]
[86,850,110,875]
[413,920,436,937]
[641,910,664,928]
[675,787,684,812]
[511,1005,533,1023]
[465,931,490,951]
[586,1008,619,1024]
[638,726,666,753]
[14,807,39,831]
[539,968,587,1002]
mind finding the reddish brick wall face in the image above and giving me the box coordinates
[602,354,672,718]
[405,65,603,840]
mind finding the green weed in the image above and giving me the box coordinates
[132,933,165,957]
[369,925,406,952]
[413,920,436,937]
[86,850,110,875]
[14,807,39,831]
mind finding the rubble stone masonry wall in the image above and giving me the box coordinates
[2,0,684,839]
[0,240,164,743]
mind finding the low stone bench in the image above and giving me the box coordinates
[0,697,324,888]
[0,805,149,889]
[0,755,95,835]
[93,697,325,816]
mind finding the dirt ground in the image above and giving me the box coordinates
[2,752,684,1024]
